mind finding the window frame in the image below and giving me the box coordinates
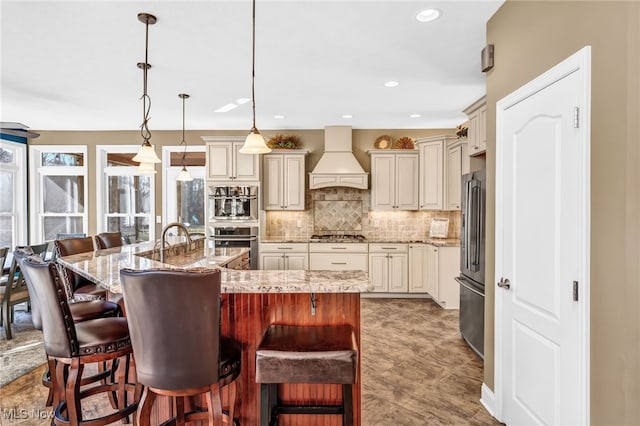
[29,145,88,243]
[0,140,27,247]
[161,145,206,228]
[96,145,156,242]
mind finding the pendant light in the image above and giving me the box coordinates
[239,0,271,154]
[176,93,193,182]
[133,12,161,165]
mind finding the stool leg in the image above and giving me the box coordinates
[260,384,270,426]
[65,359,84,424]
[226,379,237,425]
[342,384,353,426]
[268,384,278,426]
[136,386,157,426]
[260,384,279,426]
[206,384,223,426]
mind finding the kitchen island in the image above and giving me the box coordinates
[57,239,371,425]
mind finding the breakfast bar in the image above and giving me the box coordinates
[57,239,371,425]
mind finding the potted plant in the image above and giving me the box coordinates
[267,134,301,149]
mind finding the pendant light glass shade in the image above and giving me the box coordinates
[132,141,161,163]
[241,129,271,154]
[138,161,157,174]
[176,166,193,182]
[239,0,271,155]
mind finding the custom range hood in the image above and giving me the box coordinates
[309,126,369,189]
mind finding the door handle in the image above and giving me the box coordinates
[497,277,511,290]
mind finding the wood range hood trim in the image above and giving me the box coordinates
[309,125,369,190]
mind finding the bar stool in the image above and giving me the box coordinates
[256,324,358,426]
[19,256,139,425]
[120,268,242,426]
[54,237,106,302]
[94,232,124,250]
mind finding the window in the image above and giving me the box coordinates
[97,146,155,243]
[162,146,205,235]
[0,140,27,247]
[29,146,88,242]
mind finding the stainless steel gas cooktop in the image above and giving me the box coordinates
[309,234,367,242]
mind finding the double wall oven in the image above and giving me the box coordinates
[208,185,259,269]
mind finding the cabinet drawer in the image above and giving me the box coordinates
[368,243,408,253]
[259,243,308,253]
[309,243,368,253]
[309,253,368,271]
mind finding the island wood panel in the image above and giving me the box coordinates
[148,292,361,426]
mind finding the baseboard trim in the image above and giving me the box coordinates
[480,383,497,418]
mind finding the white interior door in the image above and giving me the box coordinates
[495,47,590,425]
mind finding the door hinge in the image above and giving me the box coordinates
[573,280,579,301]
[573,107,580,128]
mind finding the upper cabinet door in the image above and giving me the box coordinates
[233,142,260,181]
[395,153,419,210]
[263,155,284,210]
[418,140,444,210]
[205,140,260,182]
[206,142,234,180]
[283,155,305,210]
[445,139,468,210]
[370,153,396,210]
[464,96,487,157]
[262,151,307,211]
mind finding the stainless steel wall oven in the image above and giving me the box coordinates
[208,185,258,222]
[211,225,259,270]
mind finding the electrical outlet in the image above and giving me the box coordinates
[296,220,303,228]
[156,215,162,224]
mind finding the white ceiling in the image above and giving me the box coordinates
[0,0,503,132]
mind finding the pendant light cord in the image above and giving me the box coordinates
[140,19,152,143]
[250,0,257,132]
[181,95,187,166]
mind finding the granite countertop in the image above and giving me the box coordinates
[261,237,460,247]
[57,240,371,294]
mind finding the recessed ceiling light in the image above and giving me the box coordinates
[416,9,441,23]
[274,114,286,119]
[215,103,238,113]
[410,114,421,118]
[342,114,353,119]
[236,98,251,105]
[384,81,399,88]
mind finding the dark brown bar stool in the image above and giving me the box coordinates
[120,268,242,426]
[54,237,106,302]
[256,324,358,426]
[19,256,139,425]
[94,232,124,249]
[15,248,122,407]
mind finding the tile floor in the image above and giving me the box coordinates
[0,298,500,425]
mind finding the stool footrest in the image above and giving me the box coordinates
[276,405,344,416]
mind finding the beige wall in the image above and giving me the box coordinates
[30,128,454,237]
[486,1,640,424]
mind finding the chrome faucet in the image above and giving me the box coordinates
[161,222,192,250]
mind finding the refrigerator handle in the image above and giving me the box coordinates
[472,184,481,267]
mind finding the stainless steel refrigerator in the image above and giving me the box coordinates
[456,170,485,358]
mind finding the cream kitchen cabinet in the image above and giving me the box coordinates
[426,244,460,309]
[368,150,419,211]
[416,135,457,211]
[259,242,308,270]
[308,243,368,272]
[262,150,308,211]
[463,96,487,156]
[368,243,408,293]
[445,138,469,210]
[408,243,429,293]
[203,138,260,182]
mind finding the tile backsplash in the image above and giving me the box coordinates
[264,187,461,240]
